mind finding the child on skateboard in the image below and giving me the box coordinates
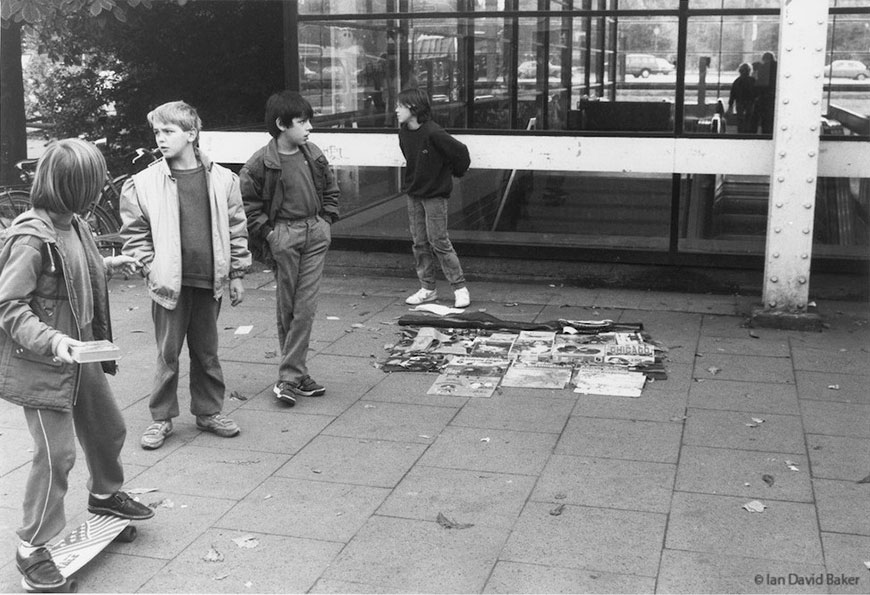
[0,139,154,591]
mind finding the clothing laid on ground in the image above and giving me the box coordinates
[240,139,340,386]
[399,120,471,291]
[0,209,125,546]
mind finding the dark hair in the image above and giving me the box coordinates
[397,88,431,124]
[31,138,106,215]
[265,91,315,138]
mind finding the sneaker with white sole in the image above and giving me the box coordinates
[454,287,470,308]
[195,413,240,437]
[406,288,437,305]
[140,420,172,450]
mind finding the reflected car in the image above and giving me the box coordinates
[823,60,869,80]
[654,58,675,75]
[517,60,561,79]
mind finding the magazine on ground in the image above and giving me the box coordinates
[572,365,646,397]
[501,361,572,389]
[69,340,121,363]
[427,373,500,398]
[469,333,517,358]
[508,331,556,362]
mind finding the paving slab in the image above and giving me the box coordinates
[310,578,410,593]
[806,434,870,481]
[129,445,289,500]
[684,408,806,453]
[140,528,343,593]
[217,476,390,542]
[449,392,575,433]
[688,378,800,415]
[362,371,469,408]
[417,426,557,475]
[675,445,812,501]
[321,515,509,593]
[531,454,676,513]
[274,434,428,487]
[557,416,683,463]
[657,549,828,594]
[697,334,791,358]
[812,478,870,535]
[323,400,457,444]
[795,370,870,405]
[376,465,535,530]
[190,407,334,455]
[692,352,794,384]
[572,389,689,423]
[500,501,666,577]
[483,560,655,594]
[666,492,823,563]
[820,533,870,595]
[791,344,870,374]
[800,400,870,439]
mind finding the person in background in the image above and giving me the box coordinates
[0,139,153,591]
[120,100,251,450]
[240,91,340,407]
[395,87,472,309]
[754,52,778,134]
[728,62,756,133]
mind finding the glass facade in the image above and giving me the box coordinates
[205,0,870,269]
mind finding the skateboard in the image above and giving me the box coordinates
[21,514,137,593]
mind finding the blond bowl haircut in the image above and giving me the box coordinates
[147,100,202,142]
[30,138,107,215]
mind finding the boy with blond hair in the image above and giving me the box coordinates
[120,100,251,449]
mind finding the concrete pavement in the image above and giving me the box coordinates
[0,269,868,593]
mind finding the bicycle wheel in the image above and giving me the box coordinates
[0,189,31,229]
[86,204,123,257]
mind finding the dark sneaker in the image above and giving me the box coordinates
[195,413,240,437]
[88,491,155,520]
[140,419,172,450]
[297,375,326,397]
[17,547,65,590]
[273,382,297,406]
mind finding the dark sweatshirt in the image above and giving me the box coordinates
[399,120,471,199]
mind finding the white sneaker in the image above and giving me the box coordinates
[406,288,438,305]
[454,287,470,308]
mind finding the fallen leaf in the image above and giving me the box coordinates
[503,302,518,307]
[202,546,225,562]
[229,390,248,401]
[148,498,174,509]
[762,474,775,487]
[232,535,259,549]
[213,574,229,581]
[706,366,721,375]
[751,417,765,424]
[742,500,767,513]
[436,512,474,529]
[827,384,840,390]
[785,460,800,472]
[480,437,491,443]
[549,504,566,516]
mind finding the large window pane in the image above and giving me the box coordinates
[822,13,870,137]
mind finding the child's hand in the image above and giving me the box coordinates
[104,255,142,277]
[51,334,84,365]
[229,277,245,307]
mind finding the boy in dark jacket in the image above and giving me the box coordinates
[395,88,471,308]
[240,91,340,406]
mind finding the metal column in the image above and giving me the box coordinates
[756,0,829,328]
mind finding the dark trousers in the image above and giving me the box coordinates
[18,363,125,545]
[149,286,225,420]
[271,215,331,383]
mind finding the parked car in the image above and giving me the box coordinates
[517,60,561,79]
[823,59,869,80]
[625,53,659,78]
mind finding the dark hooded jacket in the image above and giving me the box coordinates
[0,209,115,411]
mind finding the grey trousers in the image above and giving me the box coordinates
[149,286,225,420]
[18,363,125,545]
[271,215,331,384]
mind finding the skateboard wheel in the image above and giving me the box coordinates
[115,525,137,543]
[66,578,79,592]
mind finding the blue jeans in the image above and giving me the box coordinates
[407,196,466,290]
[270,215,331,383]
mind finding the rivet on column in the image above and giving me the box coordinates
[786,46,793,51]
[812,99,819,105]
[775,202,783,208]
[798,277,807,284]
[808,150,815,157]
[768,301,777,307]
[810,125,817,131]
[803,228,811,234]
[797,303,805,309]
[780,151,787,157]
[783,98,790,104]
[774,227,782,233]
[807,177,814,183]
[770,276,778,283]
[781,125,788,131]
[801,253,809,259]
[777,176,785,182]
[804,203,813,209]
[773,252,780,258]
[785,73,791,78]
